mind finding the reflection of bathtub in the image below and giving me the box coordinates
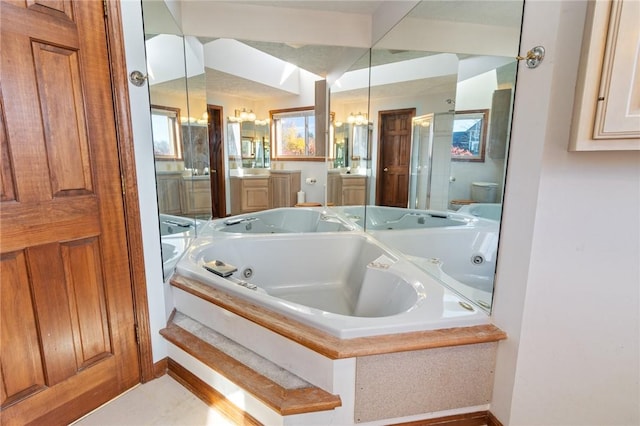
[160,214,203,278]
[457,203,502,221]
[175,233,489,339]
[331,205,475,230]
[367,224,499,307]
[202,207,356,235]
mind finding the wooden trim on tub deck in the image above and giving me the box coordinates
[170,274,507,359]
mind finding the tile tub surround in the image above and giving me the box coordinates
[354,342,498,422]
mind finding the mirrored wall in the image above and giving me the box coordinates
[142,0,524,310]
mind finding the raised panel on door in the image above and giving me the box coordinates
[0,1,140,424]
[0,251,46,408]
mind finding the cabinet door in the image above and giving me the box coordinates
[569,0,640,150]
[342,177,367,206]
[270,175,289,208]
[182,179,212,216]
[241,179,269,212]
[157,175,182,214]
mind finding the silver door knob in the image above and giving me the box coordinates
[383,167,388,172]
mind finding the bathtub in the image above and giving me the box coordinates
[457,203,502,221]
[202,207,356,235]
[368,223,499,310]
[331,205,475,230]
[160,214,203,278]
[175,233,489,338]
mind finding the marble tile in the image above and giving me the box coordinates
[72,375,236,426]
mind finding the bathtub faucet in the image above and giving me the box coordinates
[224,217,257,226]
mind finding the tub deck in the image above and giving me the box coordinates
[170,273,507,359]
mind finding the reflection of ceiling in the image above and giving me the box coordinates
[224,1,384,15]
[148,1,522,103]
[332,74,457,104]
[240,41,368,77]
[409,1,523,28]
[152,70,294,103]
[203,68,295,101]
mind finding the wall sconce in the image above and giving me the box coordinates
[334,121,343,128]
[347,112,368,125]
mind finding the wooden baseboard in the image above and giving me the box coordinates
[168,358,262,426]
[153,357,168,379]
[486,411,504,426]
[391,410,503,426]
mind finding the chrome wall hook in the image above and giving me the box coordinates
[129,70,148,87]
[517,46,545,69]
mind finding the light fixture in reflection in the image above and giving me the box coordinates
[347,112,368,125]
[230,108,257,123]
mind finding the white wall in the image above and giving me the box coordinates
[491,1,640,424]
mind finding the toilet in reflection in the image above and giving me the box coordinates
[450,181,498,210]
[470,182,498,203]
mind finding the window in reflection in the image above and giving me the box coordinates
[151,105,182,160]
[271,108,316,158]
[451,109,488,162]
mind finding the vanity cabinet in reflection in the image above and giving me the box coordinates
[327,172,367,206]
[270,170,301,208]
[181,176,212,216]
[156,172,183,214]
[230,176,270,214]
[327,172,342,206]
[341,176,367,205]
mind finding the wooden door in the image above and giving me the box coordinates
[0,1,140,424]
[207,104,226,218]
[376,109,415,207]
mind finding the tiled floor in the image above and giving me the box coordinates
[72,375,236,426]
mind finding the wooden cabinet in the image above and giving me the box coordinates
[156,172,183,214]
[569,0,640,151]
[230,176,270,214]
[325,172,367,206]
[327,172,342,206]
[181,177,212,216]
[270,171,301,208]
[341,176,367,205]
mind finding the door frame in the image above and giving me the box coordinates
[105,1,155,382]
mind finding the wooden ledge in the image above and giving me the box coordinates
[161,321,341,416]
[170,273,507,360]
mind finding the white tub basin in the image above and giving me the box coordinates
[202,207,356,235]
[175,232,489,338]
